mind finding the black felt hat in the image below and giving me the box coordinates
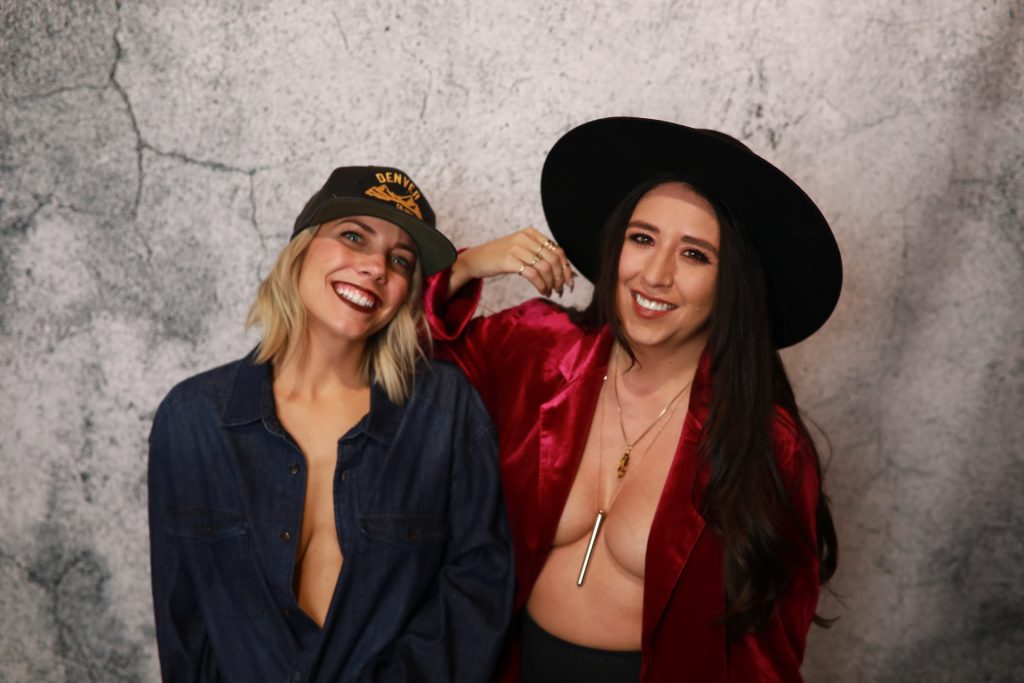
[541,117,842,348]
[293,166,456,275]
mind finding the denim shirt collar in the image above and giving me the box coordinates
[220,349,404,444]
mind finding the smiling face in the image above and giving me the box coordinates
[296,215,418,348]
[614,182,720,356]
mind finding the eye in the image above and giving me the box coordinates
[339,230,362,243]
[682,247,711,264]
[627,231,654,246]
[390,253,415,272]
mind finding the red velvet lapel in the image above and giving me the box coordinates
[532,327,714,646]
[641,351,713,646]
[534,329,613,560]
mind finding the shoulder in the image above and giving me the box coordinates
[481,298,591,363]
[499,298,584,333]
[412,360,495,427]
[415,358,476,393]
[414,359,488,406]
[152,356,248,430]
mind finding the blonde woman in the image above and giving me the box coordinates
[148,166,513,682]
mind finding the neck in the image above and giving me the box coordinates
[615,336,705,397]
[274,328,369,401]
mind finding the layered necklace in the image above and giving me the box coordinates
[576,350,693,587]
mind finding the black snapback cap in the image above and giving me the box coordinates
[292,166,456,276]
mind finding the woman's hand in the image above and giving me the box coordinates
[447,227,575,299]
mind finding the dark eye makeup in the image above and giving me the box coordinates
[682,248,711,264]
[627,231,654,246]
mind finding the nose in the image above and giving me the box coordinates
[643,246,674,288]
[358,249,387,282]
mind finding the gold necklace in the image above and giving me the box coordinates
[575,352,690,587]
[612,354,692,478]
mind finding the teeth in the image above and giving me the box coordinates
[635,293,676,312]
[334,284,376,309]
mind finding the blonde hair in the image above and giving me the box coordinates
[246,225,430,404]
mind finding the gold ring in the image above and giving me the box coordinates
[517,264,527,275]
[533,244,545,258]
[529,255,541,266]
[544,239,557,250]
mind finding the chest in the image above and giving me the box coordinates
[280,394,366,498]
[552,398,687,579]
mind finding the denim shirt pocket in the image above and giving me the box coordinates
[168,507,268,619]
[358,513,448,549]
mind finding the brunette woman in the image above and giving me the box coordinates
[148,166,513,682]
[424,118,840,682]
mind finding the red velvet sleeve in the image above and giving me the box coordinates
[727,411,823,683]
[423,268,526,408]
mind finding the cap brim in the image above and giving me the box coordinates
[299,197,456,276]
[541,117,842,347]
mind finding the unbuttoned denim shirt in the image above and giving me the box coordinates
[148,352,513,682]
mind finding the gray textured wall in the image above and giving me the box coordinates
[1,1,1021,681]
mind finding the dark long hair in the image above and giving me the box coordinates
[576,178,837,640]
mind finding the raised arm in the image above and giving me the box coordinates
[424,229,574,402]
[445,227,575,300]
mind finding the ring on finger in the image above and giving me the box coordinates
[543,239,557,250]
[517,264,527,276]
[529,255,541,266]
[533,244,545,258]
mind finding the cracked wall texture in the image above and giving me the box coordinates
[1,1,1022,681]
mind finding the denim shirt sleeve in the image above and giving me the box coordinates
[148,398,222,682]
[354,386,514,683]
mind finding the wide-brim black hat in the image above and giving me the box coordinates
[541,117,842,348]
[293,165,456,276]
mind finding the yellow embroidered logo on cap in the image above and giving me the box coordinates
[365,171,424,220]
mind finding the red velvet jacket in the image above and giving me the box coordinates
[425,272,822,683]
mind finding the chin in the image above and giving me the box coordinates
[310,311,384,345]
[620,319,710,357]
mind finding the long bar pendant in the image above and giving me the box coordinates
[576,509,607,587]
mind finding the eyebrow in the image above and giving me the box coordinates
[338,219,417,254]
[627,220,720,256]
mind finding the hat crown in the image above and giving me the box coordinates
[290,165,455,276]
[296,166,435,233]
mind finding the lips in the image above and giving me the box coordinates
[633,291,678,313]
[332,282,381,312]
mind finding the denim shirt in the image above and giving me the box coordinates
[148,352,513,682]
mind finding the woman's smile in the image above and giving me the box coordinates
[332,281,382,312]
[630,290,678,315]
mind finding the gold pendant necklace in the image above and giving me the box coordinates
[576,349,691,587]
[613,354,692,479]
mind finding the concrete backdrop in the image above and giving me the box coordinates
[1,1,1021,681]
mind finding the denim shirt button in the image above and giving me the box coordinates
[288,464,300,475]
[282,607,292,617]
[340,470,349,482]
[280,531,291,541]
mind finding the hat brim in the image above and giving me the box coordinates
[541,117,842,348]
[298,197,456,276]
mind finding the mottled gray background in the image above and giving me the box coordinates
[1,1,1021,681]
